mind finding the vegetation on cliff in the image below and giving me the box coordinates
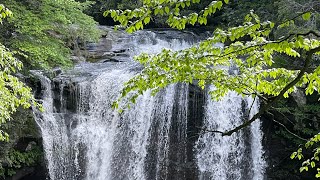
[0,0,100,69]
[0,0,100,177]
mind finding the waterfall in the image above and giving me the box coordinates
[196,87,266,180]
[33,28,266,180]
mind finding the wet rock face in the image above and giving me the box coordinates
[291,88,307,107]
[85,26,129,63]
[83,26,209,64]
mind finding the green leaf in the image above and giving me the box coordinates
[291,152,297,159]
[111,11,117,18]
[144,16,150,24]
[165,6,170,14]
[270,22,275,28]
[302,12,311,21]
[181,2,185,8]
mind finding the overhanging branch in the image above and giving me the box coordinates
[202,30,320,61]
[219,45,320,136]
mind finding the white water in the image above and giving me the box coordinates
[33,29,266,180]
[196,87,266,180]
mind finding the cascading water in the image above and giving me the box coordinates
[196,87,266,180]
[33,28,266,180]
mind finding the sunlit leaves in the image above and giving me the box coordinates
[302,12,311,21]
[0,4,12,24]
[0,44,37,142]
[112,9,320,115]
[291,133,320,178]
[105,0,228,32]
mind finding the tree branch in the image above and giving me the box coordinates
[202,30,320,61]
[220,45,320,136]
[272,119,308,141]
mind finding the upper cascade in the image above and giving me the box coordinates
[32,28,266,180]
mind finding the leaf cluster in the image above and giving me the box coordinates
[1,0,101,69]
[291,133,320,178]
[105,0,230,32]
[0,4,12,24]
[112,9,320,111]
[0,5,38,142]
[0,146,43,177]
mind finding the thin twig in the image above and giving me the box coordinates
[272,119,308,141]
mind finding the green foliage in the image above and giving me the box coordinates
[104,0,229,32]
[291,133,320,178]
[1,0,100,69]
[0,45,36,141]
[0,4,12,24]
[0,146,43,177]
[111,10,320,111]
[219,0,278,27]
[0,5,38,142]
[274,102,320,142]
[274,0,320,39]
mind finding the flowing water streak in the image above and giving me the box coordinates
[32,71,73,180]
[247,97,267,180]
[196,87,266,180]
[196,89,246,180]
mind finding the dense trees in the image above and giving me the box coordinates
[0,0,100,69]
[0,0,100,138]
[0,1,100,177]
[0,5,35,142]
[105,0,320,177]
